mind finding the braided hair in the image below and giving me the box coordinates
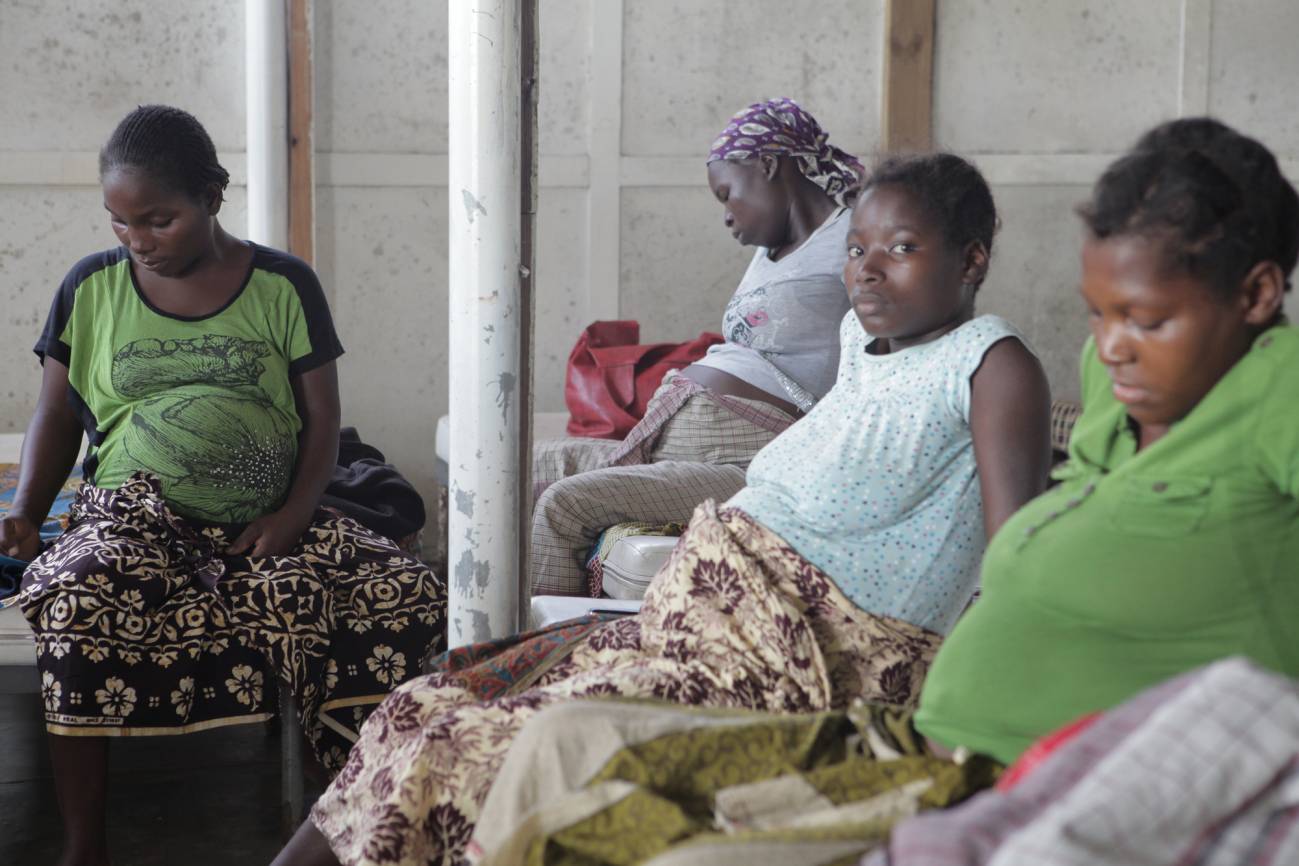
[1079,118,1299,297]
[99,105,230,203]
[860,153,998,288]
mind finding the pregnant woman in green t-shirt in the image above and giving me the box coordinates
[916,117,1299,762]
[0,106,446,866]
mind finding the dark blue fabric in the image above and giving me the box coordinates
[0,554,28,601]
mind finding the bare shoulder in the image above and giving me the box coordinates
[971,336,1049,397]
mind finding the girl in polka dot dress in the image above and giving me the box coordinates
[728,152,1052,635]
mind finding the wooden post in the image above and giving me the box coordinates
[287,0,315,264]
[882,0,936,152]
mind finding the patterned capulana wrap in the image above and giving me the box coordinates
[311,500,943,866]
[16,473,446,771]
[708,97,864,205]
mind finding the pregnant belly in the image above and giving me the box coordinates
[97,385,299,523]
[679,364,802,417]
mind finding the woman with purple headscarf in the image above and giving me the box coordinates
[530,98,862,596]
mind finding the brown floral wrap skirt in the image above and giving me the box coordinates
[311,500,943,865]
[15,474,447,768]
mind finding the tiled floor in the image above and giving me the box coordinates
[0,668,321,865]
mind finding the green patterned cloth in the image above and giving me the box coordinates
[469,700,999,866]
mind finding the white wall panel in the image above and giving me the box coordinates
[619,187,752,345]
[977,184,1092,401]
[1209,0,1299,159]
[314,0,447,153]
[622,0,883,159]
[538,0,592,156]
[534,188,591,410]
[315,185,447,511]
[934,0,1182,154]
[0,0,245,151]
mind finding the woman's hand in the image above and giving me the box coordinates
[0,515,41,561]
[8,356,83,560]
[226,505,315,558]
[227,362,340,560]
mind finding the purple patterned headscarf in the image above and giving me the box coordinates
[708,97,864,206]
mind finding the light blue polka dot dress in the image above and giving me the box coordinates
[727,312,1031,634]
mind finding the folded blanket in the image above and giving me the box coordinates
[321,427,426,542]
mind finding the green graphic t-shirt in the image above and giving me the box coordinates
[35,244,344,523]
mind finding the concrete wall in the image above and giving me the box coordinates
[934,0,1299,398]
[2,0,1298,508]
[0,0,248,430]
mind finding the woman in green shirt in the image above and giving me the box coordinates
[916,117,1299,765]
[0,106,446,866]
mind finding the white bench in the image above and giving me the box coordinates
[529,595,642,628]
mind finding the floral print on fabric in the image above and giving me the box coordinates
[18,474,446,764]
[311,501,942,866]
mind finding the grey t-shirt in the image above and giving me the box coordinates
[693,207,851,410]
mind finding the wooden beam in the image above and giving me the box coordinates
[882,0,936,152]
[287,0,315,264]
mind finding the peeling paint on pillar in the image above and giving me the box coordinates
[453,486,475,517]
[492,371,516,423]
[461,189,488,223]
[469,610,492,642]
[452,549,493,595]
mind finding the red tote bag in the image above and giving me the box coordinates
[564,321,723,439]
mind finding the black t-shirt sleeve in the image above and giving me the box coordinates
[256,246,345,376]
[34,250,122,367]
[289,265,345,376]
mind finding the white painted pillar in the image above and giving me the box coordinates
[447,0,525,646]
[246,0,289,248]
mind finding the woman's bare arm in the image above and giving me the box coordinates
[968,338,1053,539]
[0,358,83,558]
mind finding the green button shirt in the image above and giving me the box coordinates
[915,325,1299,765]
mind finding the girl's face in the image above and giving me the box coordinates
[1079,233,1259,437]
[707,158,787,249]
[102,167,216,278]
[843,184,979,349]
